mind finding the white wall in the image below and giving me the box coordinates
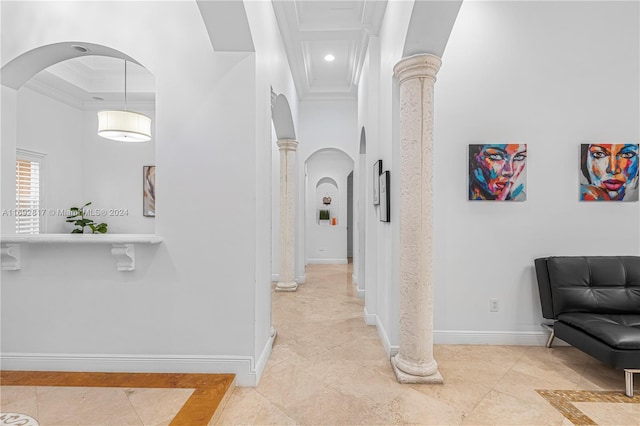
[431,0,640,343]
[1,86,18,235]
[1,0,268,385]
[15,88,83,233]
[243,4,299,290]
[81,108,155,234]
[356,0,414,353]
[13,87,155,234]
[357,0,639,352]
[306,150,353,264]
[244,0,299,379]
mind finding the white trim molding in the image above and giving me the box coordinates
[0,352,262,386]
[254,328,277,386]
[375,315,399,358]
[433,330,567,346]
[363,307,376,326]
[306,258,348,265]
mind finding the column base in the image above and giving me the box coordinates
[275,281,298,292]
[391,356,444,384]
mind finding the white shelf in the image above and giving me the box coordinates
[1,234,163,272]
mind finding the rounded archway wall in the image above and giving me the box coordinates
[2,41,156,234]
[2,41,145,89]
[305,148,354,265]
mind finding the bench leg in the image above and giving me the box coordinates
[625,369,638,398]
[545,328,555,348]
[541,323,555,348]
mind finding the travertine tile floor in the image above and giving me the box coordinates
[214,263,639,425]
[2,263,638,425]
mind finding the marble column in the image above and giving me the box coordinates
[391,54,443,384]
[275,139,298,292]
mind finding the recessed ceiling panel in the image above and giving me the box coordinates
[306,40,351,84]
[296,1,365,31]
[271,0,388,100]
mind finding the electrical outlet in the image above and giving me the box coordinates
[490,298,499,312]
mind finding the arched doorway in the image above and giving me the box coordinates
[304,148,354,265]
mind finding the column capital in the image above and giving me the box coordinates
[393,54,442,84]
[276,139,299,152]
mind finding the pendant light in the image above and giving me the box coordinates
[97,60,152,142]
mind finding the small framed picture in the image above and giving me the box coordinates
[143,165,156,217]
[379,171,390,222]
[373,160,382,205]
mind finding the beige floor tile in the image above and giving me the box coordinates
[212,387,296,426]
[254,358,329,409]
[576,361,635,392]
[461,389,565,425]
[493,368,582,400]
[0,386,39,420]
[572,402,640,426]
[388,387,465,425]
[282,386,400,425]
[125,388,193,426]
[36,386,143,426]
[409,380,493,416]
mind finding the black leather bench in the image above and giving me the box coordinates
[535,256,640,397]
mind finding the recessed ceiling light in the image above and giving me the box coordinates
[71,44,90,53]
[324,54,335,62]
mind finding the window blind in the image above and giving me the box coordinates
[15,156,42,234]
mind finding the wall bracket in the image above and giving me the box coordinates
[1,244,21,270]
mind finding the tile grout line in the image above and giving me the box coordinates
[122,387,146,426]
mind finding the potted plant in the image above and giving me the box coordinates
[318,209,330,224]
[66,202,108,234]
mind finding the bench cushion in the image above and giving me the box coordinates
[558,313,640,350]
[547,256,640,315]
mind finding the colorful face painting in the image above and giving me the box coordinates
[580,144,639,201]
[469,144,527,201]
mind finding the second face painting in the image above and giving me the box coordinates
[469,144,527,201]
[580,143,639,201]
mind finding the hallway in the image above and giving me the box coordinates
[215,263,639,425]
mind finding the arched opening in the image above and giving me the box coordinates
[269,91,298,285]
[304,148,354,265]
[2,42,155,234]
[271,93,296,140]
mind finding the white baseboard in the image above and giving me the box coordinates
[254,330,277,385]
[363,306,376,326]
[352,274,358,284]
[296,274,305,284]
[0,352,260,386]
[306,258,348,265]
[375,315,399,357]
[433,330,565,346]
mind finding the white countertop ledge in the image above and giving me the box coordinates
[1,234,163,244]
[1,235,162,271]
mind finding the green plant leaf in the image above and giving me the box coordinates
[71,229,83,234]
